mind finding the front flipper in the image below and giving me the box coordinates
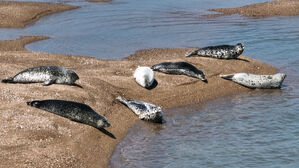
[43,79,57,86]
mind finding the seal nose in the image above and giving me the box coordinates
[27,101,40,107]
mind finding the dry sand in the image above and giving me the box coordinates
[0,36,277,168]
[0,1,79,28]
[205,0,299,18]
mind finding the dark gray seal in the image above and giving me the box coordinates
[116,96,163,123]
[27,99,110,129]
[2,66,79,86]
[185,43,244,59]
[151,61,207,82]
[220,73,286,89]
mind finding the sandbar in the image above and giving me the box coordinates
[0,36,277,168]
[205,0,299,18]
[0,1,79,28]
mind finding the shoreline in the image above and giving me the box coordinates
[0,36,277,168]
[0,1,79,28]
[204,0,299,18]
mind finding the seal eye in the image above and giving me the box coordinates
[33,101,40,107]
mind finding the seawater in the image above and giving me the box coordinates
[1,0,299,167]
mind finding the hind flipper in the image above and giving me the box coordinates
[220,74,235,80]
[2,77,14,83]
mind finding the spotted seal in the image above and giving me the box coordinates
[116,96,163,123]
[151,61,207,82]
[27,99,110,129]
[185,43,244,59]
[220,73,286,89]
[2,66,79,86]
[133,66,155,88]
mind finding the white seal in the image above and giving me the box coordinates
[133,66,155,88]
[220,73,286,89]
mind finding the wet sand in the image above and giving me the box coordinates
[0,1,79,28]
[0,36,277,168]
[87,0,112,2]
[205,0,299,18]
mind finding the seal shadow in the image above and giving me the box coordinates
[98,128,116,139]
[146,79,158,90]
[177,79,208,86]
[236,57,250,62]
[71,83,83,88]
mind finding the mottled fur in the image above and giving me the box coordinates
[116,96,163,123]
[186,43,244,59]
[151,61,207,82]
[220,73,286,89]
[2,66,79,86]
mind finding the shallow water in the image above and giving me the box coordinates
[0,0,273,59]
[1,0,299,167]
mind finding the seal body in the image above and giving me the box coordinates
[220,73,286,89]
[151,61,207,82]
[185,43,244,59]
[27,99,110,129]
[2,66,79,86]
[133,66,155,88]
[116,96,163,123]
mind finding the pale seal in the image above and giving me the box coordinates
[185,43,244,59]
[2,66,79,86]
[151,61,207,82]
[220,73,286,89]
[133,66,155,88]
[27,99,110,129]
[116,96,164,123]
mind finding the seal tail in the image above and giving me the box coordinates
[185,49,198,57]
[1,77,14,83]
[116,96,129,106]
[220,74,235,80]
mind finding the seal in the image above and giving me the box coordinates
[220,73,286,89]
[151,61,207,82]
[185,43,244,59]
[2,65,79,86]
[116,96,164,123]
[133,66,155,88]
[27,99,110,129]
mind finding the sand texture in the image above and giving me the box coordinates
[0,36,277,168]
[0,1,79,28]
[205,0,299,18]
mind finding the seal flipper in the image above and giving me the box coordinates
[2,77,14,83]
[185,49,199,57]
[43,79,57,86]
[220,74,235,80]
[116,96,129,106]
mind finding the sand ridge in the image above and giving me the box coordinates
[0,1,79,28]
[205,0,299,18]
[0,36,277,168]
